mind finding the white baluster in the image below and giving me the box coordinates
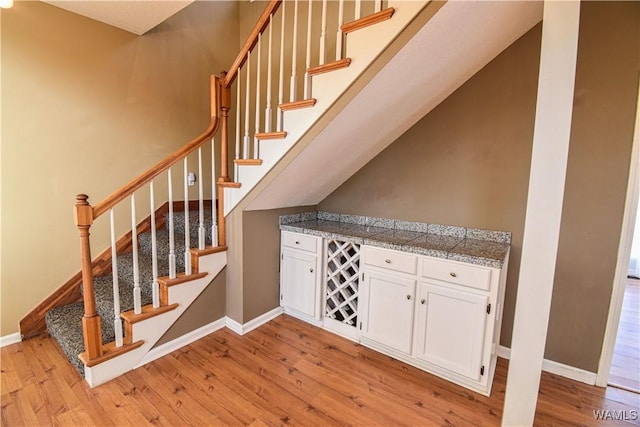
[319,0,327,66]
[290,0,299,102]
[254,33,262,159]
[375,0,382,13]
[150,181,159,308]
[131,194,142,314]
[168,168,176,279]
[198,148,205,250]
[109,209,123,347]
[235,78,241,181]
[336,0,344,61]
[183,158,191,275]
[244,53,251,160]
[277,0,286,132]
[265,14,273,133]
[355,0,361,20]
[304,0,312,100]
[211,137,219,247]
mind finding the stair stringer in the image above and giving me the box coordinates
[224,0,430,216]
[83,251,227,387]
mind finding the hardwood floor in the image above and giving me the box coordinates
[2,314,639,426]
[609,279,640,393]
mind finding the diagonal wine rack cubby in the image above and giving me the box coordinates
[325,239,361,326]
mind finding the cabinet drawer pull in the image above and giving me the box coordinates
[406,295,411,300]
[295,241,300,245]
[449,272,457,278]
[420,299,425,304]
[385,259,392,264]
[310,268,314,273]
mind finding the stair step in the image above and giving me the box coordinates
[45,301,113,376]
[308,58,351,77]
[280,99,317,111]
[234,159,263,166]
[219,181,242,188]
[341,7,395,34]
[255,131,287,140]
[80,339,145,368]
[163,209,215,243]
[120,303,179,329]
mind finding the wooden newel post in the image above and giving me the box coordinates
[74,194,103,360]
[217,72,231,247]
[219,71,231,183]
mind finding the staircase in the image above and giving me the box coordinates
[21,0,431,387]
[45,209,217,376]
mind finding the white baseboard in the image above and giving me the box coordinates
[226,306,283,335]
[135,317,227,368]
[498,345,597,385]
[0,332,22,348]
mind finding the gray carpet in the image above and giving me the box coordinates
[45,209,214,376]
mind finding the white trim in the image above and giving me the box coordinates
[596,75,640,387]
[135,317,226,368]
[241,307,283,334]
[502,3,580,425]
[499,346,597,385]
[0,332,22,348]
[226,307,283,335]
[225,316,243,335]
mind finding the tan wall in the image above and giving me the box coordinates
[321,23,541,351]
[0,1,239,335]
[156,268,226,346]
[320,1,639,372]
[546,1,640,371]
[242,206,315,322]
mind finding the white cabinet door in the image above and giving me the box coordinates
[281,248,318,318]
[360,269,416,354]
[414,282,488,381]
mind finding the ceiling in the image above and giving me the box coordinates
[42,0,194,35]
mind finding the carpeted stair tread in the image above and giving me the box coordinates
[46,208,217,377]
[92,274,150,333]
[45,301,114,376]
[169,209,215,241]
[115,252,169,301]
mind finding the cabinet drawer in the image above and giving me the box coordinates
[282,232,318,253]
[421,257,491,291]
[363,246,417,275]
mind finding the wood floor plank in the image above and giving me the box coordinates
[2,314,639,426]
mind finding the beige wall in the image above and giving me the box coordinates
[0,1,239,335]
[156,268,226,346]
[321,23,540,352]
[320,1,639,372]
[242,206,316,322]
[546,1,640,372]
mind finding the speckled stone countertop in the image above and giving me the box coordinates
[280,211,511,269]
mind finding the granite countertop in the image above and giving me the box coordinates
[280,212,511,269]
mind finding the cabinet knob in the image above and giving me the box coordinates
[406,295,411,300]
[420,299,425,304]
[385,259,392,264]
[449,272,457,278]
[310,268,314,273]
[295,241,300,245]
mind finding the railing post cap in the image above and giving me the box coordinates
[76,194,90,204]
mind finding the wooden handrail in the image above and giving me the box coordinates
[224,0,282,88]
[92,75,222,219]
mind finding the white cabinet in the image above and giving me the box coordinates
[358,245,507,396]
[359,270,416,354]
[280,231,322,322]
[414,282,488,381]
[279,230,509,397]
